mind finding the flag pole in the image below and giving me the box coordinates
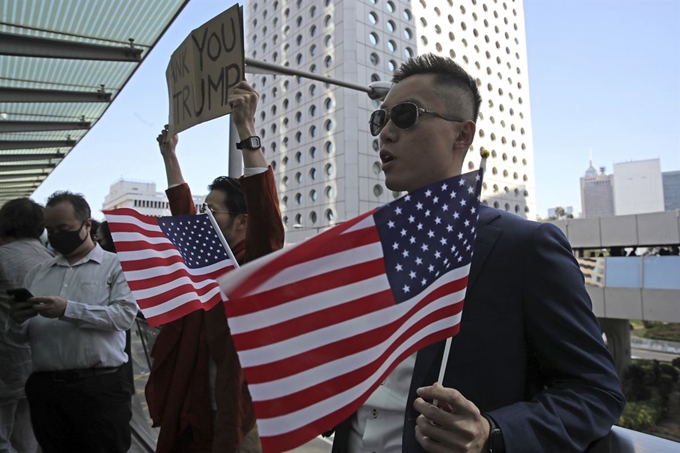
[202,203,241,269]
[434,148,490,405]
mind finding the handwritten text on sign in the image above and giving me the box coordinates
[166,5,243,135]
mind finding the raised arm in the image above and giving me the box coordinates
[157,126,186,187]
[228,80,267,170]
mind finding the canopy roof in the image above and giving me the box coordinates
[0,0,190,204]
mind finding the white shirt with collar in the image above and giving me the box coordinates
[348,352,417,452]
[7,244,137,371]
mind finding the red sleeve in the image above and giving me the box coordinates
[166,183,198,215]
[239,167,285,263]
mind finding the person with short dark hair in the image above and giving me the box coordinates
[328,54,624,453]
[0,198,53,453]
[7,191,137,453]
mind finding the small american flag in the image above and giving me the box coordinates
[104,208,235,327]
[218,170,483,452]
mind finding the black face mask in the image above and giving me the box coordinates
[48,222,87,256]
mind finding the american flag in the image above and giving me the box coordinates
[103,208,235,327]
[218,170,483,452]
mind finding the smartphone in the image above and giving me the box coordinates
[7,288,34,303]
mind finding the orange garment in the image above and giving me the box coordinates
[146,168,284,452]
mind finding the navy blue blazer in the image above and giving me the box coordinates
[332,205,625,452]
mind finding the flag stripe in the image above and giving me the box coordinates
[256,314,461,435]
[234,266,469,367]
[227,260,388,333]
[112,232,171,244]
[229,210,377,299]
[245,289,465,400]
[131,276,217,300]
[139,287,223,317]
[144,297,221,326]
[124,263,228,290]
[118,258,227,278]
[231,285,393,352]
[252,306,462,418]
[246,237,382,298]
[257,322,458,452]
[107,212,164,230]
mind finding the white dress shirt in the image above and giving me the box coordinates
[348,352,417,452]
[7,244,137,371]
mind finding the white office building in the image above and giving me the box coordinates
[102,179,205,217]
[613,158,665,216]
[246,0,536,242]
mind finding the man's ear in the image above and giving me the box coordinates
[234,213,248,231]
[83,218,93,241]
[453,120,476,151]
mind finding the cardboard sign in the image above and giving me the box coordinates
[166,5,244,135]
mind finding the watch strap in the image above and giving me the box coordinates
[236,136,261,150]
[482,413,505,453]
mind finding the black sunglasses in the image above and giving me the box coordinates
[368,102,465,136]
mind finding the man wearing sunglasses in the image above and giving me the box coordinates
[331,55,624,452]
[147,80,284,453]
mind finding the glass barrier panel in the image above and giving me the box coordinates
[642,256,680,290]
[605,257,641,289]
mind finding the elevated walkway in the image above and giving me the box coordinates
[580,256,680,322]
[549,212,680,322]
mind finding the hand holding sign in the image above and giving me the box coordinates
[157,125,178,158]
[228,80,267,168]
[228,80,258,139]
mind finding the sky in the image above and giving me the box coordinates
[29,0,680,219]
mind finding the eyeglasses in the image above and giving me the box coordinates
[368,102,465,136]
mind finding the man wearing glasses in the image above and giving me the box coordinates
[148,80,284,453]
[330,54,625,452]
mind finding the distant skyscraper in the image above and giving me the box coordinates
[102,179,204,217]
[613,158,664,216]
[662,170,680,211]
[245,0,536,242]
[580,161,614,218]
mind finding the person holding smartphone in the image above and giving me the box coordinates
[6,192,137,453]
[0,198,53,453]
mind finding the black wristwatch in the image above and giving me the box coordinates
[236,136,261,150]
[482,414,505,453]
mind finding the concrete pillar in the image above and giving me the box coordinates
[599,318,631,378]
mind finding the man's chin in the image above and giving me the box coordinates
[384,175,413,194]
